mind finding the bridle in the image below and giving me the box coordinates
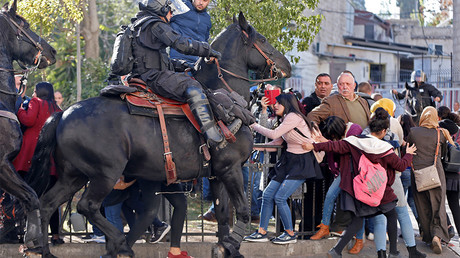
[0,12,44,96]
[207,29,280,93]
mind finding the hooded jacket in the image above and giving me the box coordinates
[313,135,413,205]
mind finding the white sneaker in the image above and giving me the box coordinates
[135,239,145,244]
[367,233,374,241]
[85,235,105,243]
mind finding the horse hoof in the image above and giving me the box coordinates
[211,244,225,258]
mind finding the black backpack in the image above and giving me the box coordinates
[110,24,135,76]
[110,16,159,76]
[443,142,460,173]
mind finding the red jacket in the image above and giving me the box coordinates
[314,136,413,205]
[13,98,61,173]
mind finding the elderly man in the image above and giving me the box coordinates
[307,72,370,130]
[302,73,333,114]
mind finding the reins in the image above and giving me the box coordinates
[206,29,279,93]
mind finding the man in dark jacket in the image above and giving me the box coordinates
[170,0,211,67]
[301,73,332,114]
[125,0,225,147]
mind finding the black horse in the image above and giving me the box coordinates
[0,0,56,251]
[28,13,291,258]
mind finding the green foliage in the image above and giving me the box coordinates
[97,0,138,61]
[17,0,84,37]
[209,0,322,63]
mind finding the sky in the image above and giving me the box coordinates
[365,0,443,21]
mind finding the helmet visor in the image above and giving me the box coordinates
[169,0,190,16]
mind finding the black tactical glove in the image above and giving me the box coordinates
[209,49,222,60]
[106,74,122,85]
[171,59,194,72]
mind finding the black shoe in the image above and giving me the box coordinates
[407,245,427,258]
[51,238,64,246]
[377,250,386,258]
[149,223,171,244]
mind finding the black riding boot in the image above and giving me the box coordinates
[185,86,223,148]
[377,250,386,258]
[407,245,427,258]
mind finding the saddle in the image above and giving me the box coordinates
[121,78,235,184]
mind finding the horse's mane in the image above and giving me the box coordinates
[211,22,257,47]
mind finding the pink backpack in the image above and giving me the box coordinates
[353,154,388,207]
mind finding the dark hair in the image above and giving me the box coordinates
[357,82,371,94]
[369,107,390,133]
[399,114,416,141]
[447,112,460,126]
[439,119,459,136]
[437,106,451,119]
[275,93,312,130]
[315,73,331,82]
[320,116,346,140]
[35,82,60,113]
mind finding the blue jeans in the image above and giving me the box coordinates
[259,179,305,231]
[322,174,341,226]
[373,206,415,250]
[400,168,418,219]
[105,202,124,233]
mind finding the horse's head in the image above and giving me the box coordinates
[232,12,291,79]
[1,0,56,69]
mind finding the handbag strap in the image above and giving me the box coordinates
[434,128,440,165]
[294,127,308,138]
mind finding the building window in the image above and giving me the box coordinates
[370,64,385,83]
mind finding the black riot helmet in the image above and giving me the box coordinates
[139,0,189,17]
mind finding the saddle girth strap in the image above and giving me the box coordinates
[156,103,177,185]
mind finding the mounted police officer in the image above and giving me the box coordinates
[392,69,443,122]
[124,0,225,148]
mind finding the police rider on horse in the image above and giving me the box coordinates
[392,69,443,120]
[120,0,229,148]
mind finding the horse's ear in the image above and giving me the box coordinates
[232,14,237,24]
[238,12,249,32]
[8,0,17,14]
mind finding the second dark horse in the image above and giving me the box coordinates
[28,13,291,258]
[0,0,55,251]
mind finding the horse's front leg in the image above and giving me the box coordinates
[210,167,248,258]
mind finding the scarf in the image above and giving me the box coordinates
[419,106,455,145]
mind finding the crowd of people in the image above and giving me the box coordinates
[237,68,460,258]
[1,0,459,258]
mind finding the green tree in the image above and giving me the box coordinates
[209,0,323,63]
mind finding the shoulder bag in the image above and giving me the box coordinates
[413,128,441,192]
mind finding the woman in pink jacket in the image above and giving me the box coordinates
[244,93,322,244]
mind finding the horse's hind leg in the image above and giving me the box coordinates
[77,176,133,258]
[39,172,88,258]
[0,158,42,249]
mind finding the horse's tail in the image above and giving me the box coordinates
[26,111,63,197]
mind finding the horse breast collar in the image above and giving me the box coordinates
[0,110,19,124]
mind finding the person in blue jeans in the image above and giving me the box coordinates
[244,94,323,244]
